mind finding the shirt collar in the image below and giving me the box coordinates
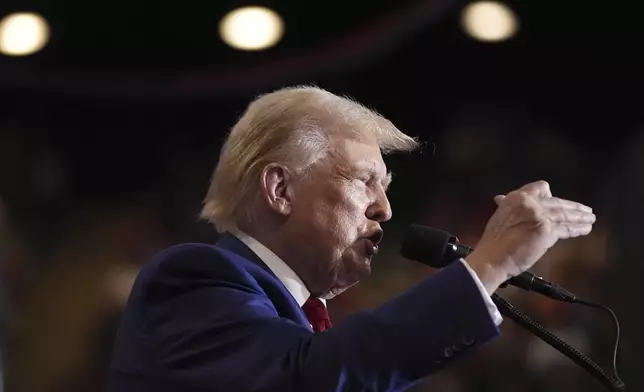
[232,230,325,307]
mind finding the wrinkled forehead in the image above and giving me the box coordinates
[327,135,387,173]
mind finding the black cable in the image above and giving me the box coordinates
[492,294,626,391]
[499,274,625,388]
[572,298,625,388]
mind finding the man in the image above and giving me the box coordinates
[108,86,595,391]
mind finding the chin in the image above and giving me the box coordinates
[340,260,372,289]
[351,252,374,278]
[355,260,372,278]
[322,253,372,299]
[324,280,359,299]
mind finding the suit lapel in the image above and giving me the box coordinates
[215,232,311,330]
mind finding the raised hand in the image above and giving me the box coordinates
[466,181,596,293]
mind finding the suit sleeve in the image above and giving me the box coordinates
[460,259,504,325]
[143,247,500,392]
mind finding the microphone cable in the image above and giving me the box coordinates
[492,294,626,391]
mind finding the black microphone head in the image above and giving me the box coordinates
[400,224,456,268]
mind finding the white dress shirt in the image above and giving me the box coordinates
[232,231,501,325]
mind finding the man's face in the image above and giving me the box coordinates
[284,136,392,298]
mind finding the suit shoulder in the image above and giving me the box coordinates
[127,243,265,317]
[139,243,246,283]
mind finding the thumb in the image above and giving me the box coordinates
[494,195,506,205]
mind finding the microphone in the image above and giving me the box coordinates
[400,224,579,302]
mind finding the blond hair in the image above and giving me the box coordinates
[200,85,420,232]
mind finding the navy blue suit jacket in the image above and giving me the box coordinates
[108,233,500,392]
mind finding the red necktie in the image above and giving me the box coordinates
[302,297,332,332]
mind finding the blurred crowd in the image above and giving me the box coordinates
[0,103,638,392]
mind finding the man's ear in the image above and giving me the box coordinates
[259,164,295,216]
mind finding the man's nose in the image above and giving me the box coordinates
[366,193,392,222]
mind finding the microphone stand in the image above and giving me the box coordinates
[491,294,626,391]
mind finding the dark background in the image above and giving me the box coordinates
[0,0,642,391]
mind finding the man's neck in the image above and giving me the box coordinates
[233,222,329,298]
[230,229,327,307]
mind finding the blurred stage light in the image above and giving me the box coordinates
[0,12,50,56]
[461,1,518,42]
[219,6,284,51]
